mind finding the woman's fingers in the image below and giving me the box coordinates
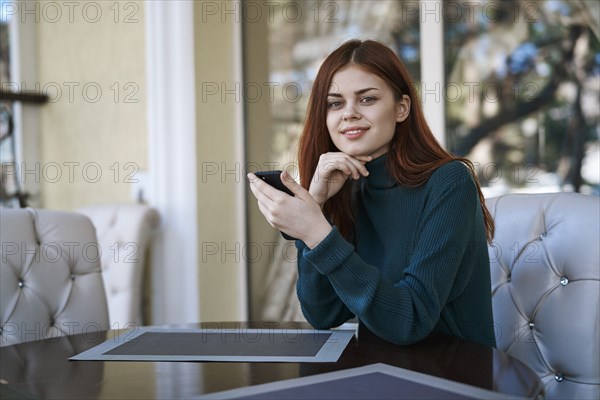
[317,153,370,180]
[247,173,276,202]
[280,171,311,201]
[308,152,372,205]
[248,171,298,217]
[248,171,321,239]
[341,154,371,177]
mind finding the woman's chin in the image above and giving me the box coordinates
[338,147,370,158]
[345,150,386,159]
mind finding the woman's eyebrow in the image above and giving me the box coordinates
[327,87,379,97]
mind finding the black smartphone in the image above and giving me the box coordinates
[254,170,297,240]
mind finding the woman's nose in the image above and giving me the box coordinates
[343,104,360,120]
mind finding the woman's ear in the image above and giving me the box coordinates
[396,94,411,123]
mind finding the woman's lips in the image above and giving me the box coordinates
[342,127,369,139]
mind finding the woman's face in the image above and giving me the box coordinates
[326,65,410,158]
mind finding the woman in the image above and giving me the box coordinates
[248,39,496,347]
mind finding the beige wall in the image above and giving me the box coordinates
[31,1,248,321]
[36,1,147,210]
[243,16,278,319]
[194,6,247,321]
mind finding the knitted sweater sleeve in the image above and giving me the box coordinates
[295,169,480,345]
[296,238,356,328]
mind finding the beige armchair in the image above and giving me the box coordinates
[486,192,599,399]
[0,208,109,347]
[77,203,159,328]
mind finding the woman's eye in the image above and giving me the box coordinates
[327,101,343,109]
[360,96,377,104]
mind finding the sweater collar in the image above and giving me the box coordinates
[365,153,397,189]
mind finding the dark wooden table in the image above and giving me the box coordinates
[0,322,544,399]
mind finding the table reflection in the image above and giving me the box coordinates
[0,322,544,399]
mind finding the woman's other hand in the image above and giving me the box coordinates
[308,152,371,207]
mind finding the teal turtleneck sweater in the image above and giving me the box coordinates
[295,154,496,348]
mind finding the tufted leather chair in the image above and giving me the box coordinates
[486,192,600,400]
[77,203,159,329]
[0,208,109,347]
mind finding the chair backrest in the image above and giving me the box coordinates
[486,192,599,399]
[77,203,159,328]
[0,208,109,347]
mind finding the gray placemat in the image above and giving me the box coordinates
[198,363,527,400]
[70,327,355,362]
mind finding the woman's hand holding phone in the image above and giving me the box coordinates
[247,170,332,248]
[253,170,296,240]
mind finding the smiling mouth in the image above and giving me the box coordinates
[342,128,369,138]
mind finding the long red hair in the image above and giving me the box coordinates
[297,39,494,243]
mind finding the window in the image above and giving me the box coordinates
[244,0,420,320]
[444,0,599,195]
[245,0,420,176]
[0,4,47,208]
[244,0,599,320]
[0,7,17,207]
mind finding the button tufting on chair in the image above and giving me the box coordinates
[486,192,600,400]
[77,204,159,329]
[0,208,109,347]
